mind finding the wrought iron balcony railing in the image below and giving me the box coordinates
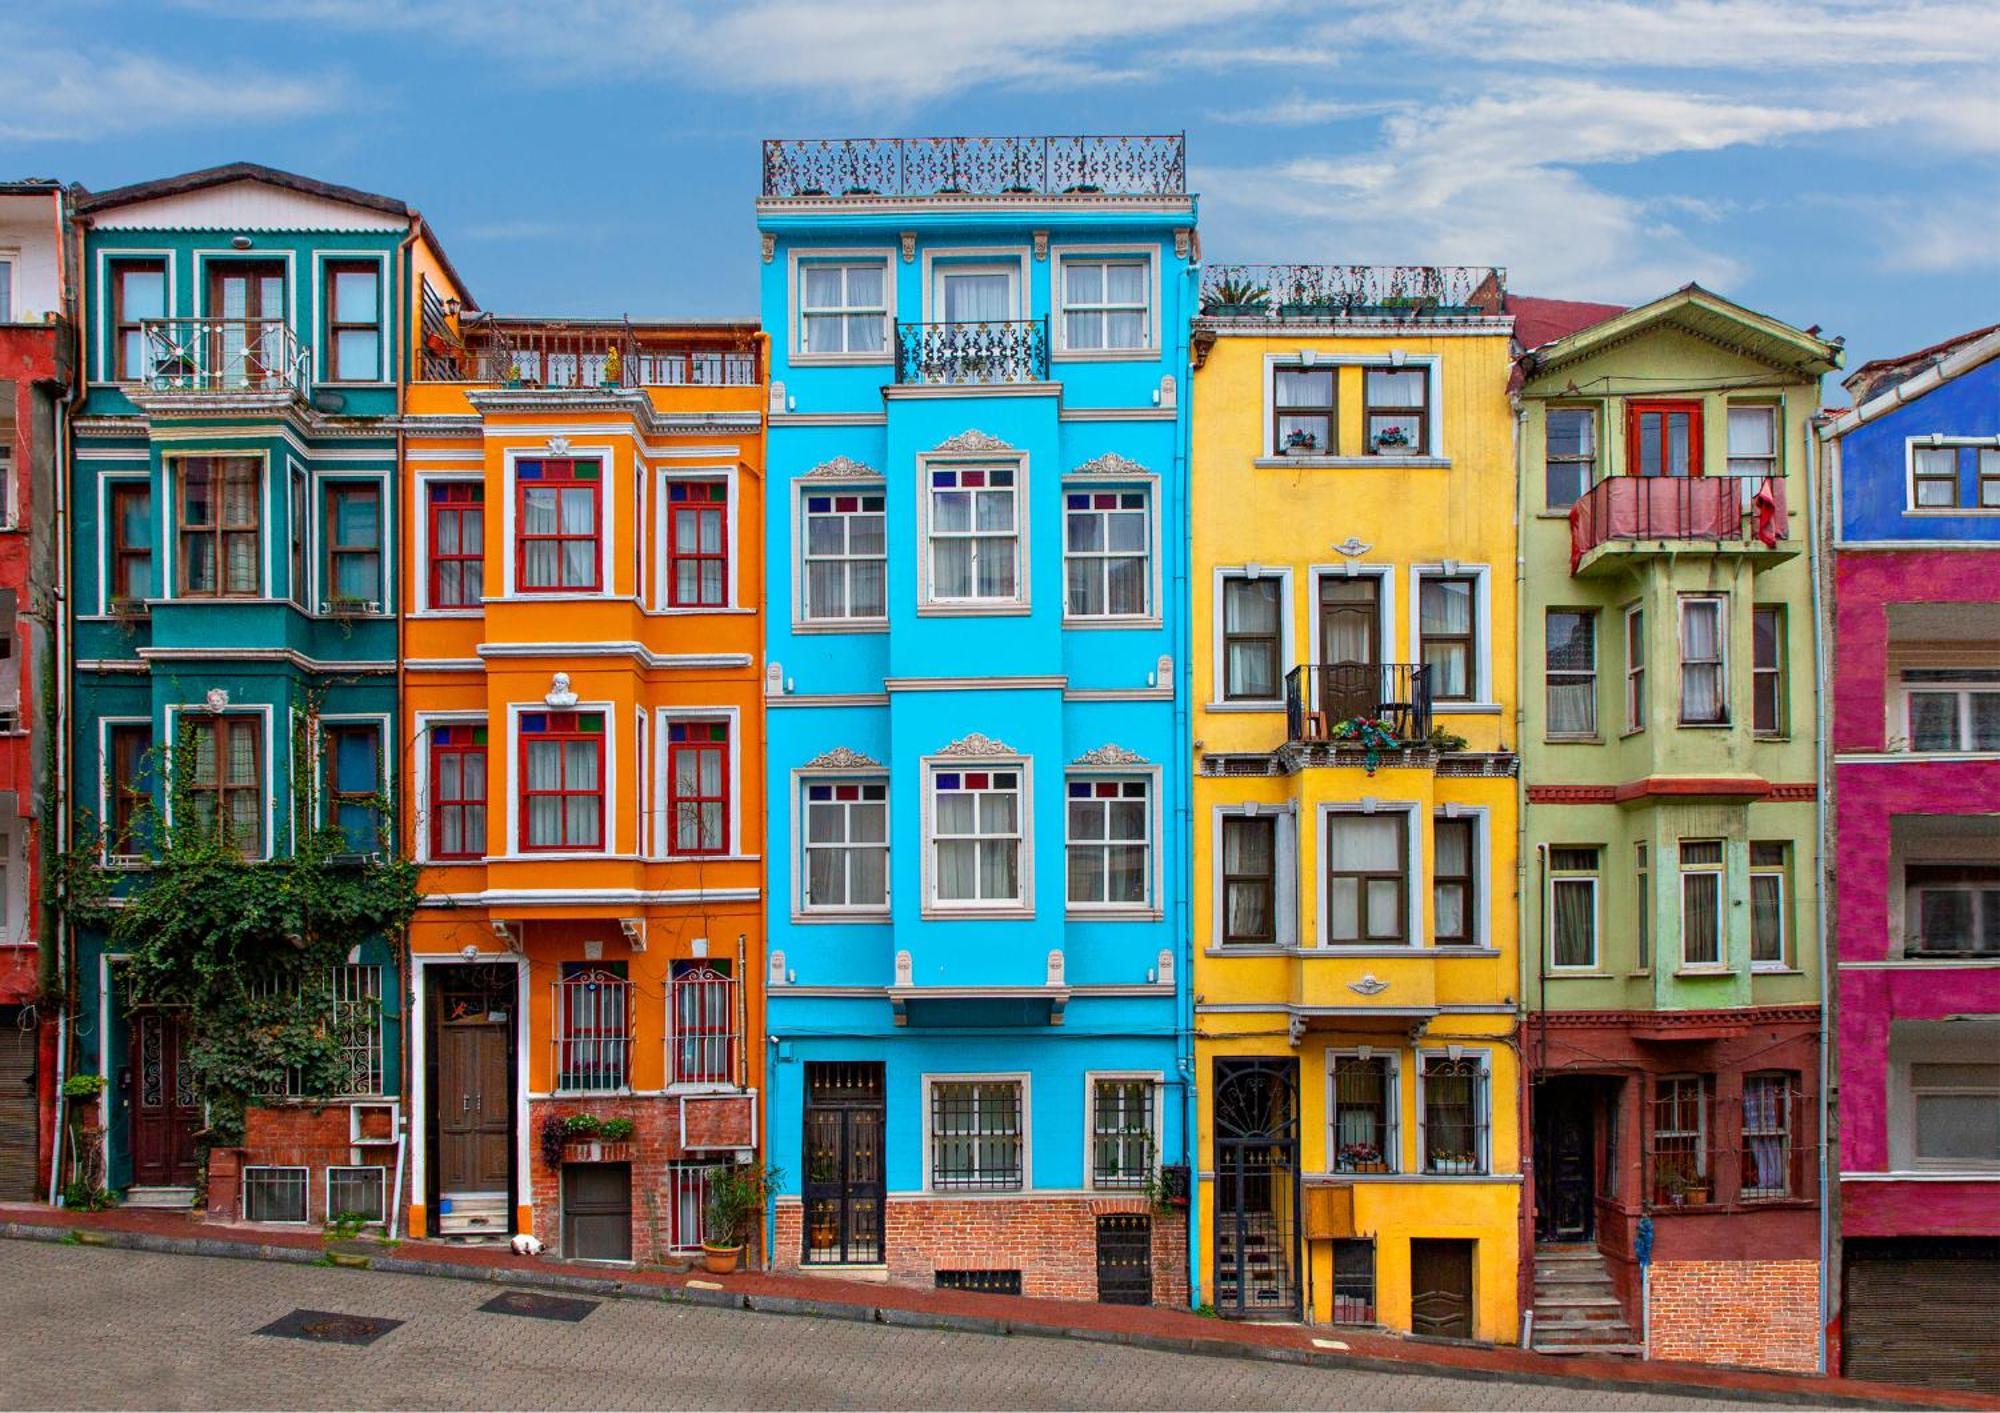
[1568,473,1789,571]
[141,318,309,394]
[894,318,1049,386]
[762,134,1187,199]
[1285,663,1433,746]
[1200,264,1504,320]
[419,316,759,388]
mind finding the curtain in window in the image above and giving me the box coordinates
[979,791,1018,899]
[1552,878,1594,967]
[1223,820,1273,940]
[1434,825,1469,939]
[1683,870,1721,963]
[223,465,259,593]
[1226,580,1280,698]
[1743,1077,1787,1193]
[1546,612,1596,735]
[1680,604,1723,721]
[1330,816,1400,939]
[526,740,562,846]
[934,791,976,900]
[943,272,1012,323]
[1322,604,1371,667]
[1420,580,1472,697]
[559,487,595,586]
[1751,874,1784,962]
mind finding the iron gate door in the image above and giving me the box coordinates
[1096,1213,1154,1305]
[803,1062,885,1264]
[1213,1058,1301,1318]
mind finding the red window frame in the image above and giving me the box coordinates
[666,720,729,856]
[518,710,605,852]
[1626,400,1704,478]
[667,480,728,607]
[514,458,601,593]
[428,481,484,609]
[429,723,487,860]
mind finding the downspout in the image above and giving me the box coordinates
[46,186,82,1204]
[1176,229,1198,1309]
[393,213,420,1231]
[1807,410,1834,1377]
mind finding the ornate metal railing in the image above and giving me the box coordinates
[894,317,1049,385]
[1569,473,1787,570]
[762,134,1186,198]
[1199,264,1504,319]
[141,318,309,394]
[420,318,758,387]
[1285,663,1432,746]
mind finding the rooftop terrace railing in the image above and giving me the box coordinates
[761,134,1187,199]
[1200,264,1505,320]
[419,318,759,388]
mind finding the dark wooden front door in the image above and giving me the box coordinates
[561,1162,632,1262]
[1318,576,1381,724]
[803,1062,885,1264]
[1410,1238,1476,1340]
[437,1022,510,1193]
[1534,1080,1596,1241]
[129,1011,199,1187]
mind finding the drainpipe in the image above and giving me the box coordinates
[1806,408,1834,1377]
[393,214,420,1235]
[46,185,82,1203]
[1511,392,1536,1337]
[1176,232,1199,1309]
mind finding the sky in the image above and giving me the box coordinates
[4,0,1996,377]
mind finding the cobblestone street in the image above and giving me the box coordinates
[0,1240,1775,1411]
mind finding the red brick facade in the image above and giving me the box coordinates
[206,1102,400,1224]
[772,1195,1190,1307]
[1647,1259,1820,1373]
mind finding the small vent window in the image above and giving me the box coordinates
[326,1166,386,1224]
[934,1269,1022,1295]
[243,1166,309,1223]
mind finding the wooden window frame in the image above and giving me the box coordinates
[1624,603,1646,733]
[323,260,383,383]
[175,456,261,598]
[111,258,166,383]
[514,458,602,594]
[321,722,380,852]
[1221,575,1282,702]
[188,713,262,855]
[1752,605,1786,737]
[107,723,152,855]
[518,711,605,853]
[1981,449,2000,509]
[429,724,487,861]
[1627,399,1704,478]
[1545,608,1598,739]
[1326,810,1408,945]
[666,721,730,857]
[427,482,484,609]
[322,481,382,609]
[1220,814,1277,945]
[1272,364,1336,455]
[1363,365,1429,455]
[108,481,152,605]
[1433,815,1477,947]
[1544,405,1598,510]
[666,480,729,608]
[1419,574,1478,703]
[1911,445,1959,509]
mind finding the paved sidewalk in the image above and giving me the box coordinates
[3,1203,1991,1410]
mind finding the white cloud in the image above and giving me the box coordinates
[1881,192,2000,272]
[1212,94,1409,126]
[0,47,338,142]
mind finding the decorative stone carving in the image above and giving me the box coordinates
[768,379,786,416]
[1173,228,1191,259]
[1348,973,1391,997]
[1333,537,1373,558]
[1072,743,1148,766]
[801,455,883,481]
[900,231,916,263]
[1046,950,1065,986]
[930,429,1017,455]
[761,233,775,264]
[1033,230,1049,261]
[545,672,578,708]
[1156,948,1174,987]
[203,687,230,714]
[936,731,1016,758]
[1071,452,1153,479]
[1158,373,1177,408]
[894,950,913,986]
[546,436,571,456]
[768,949,786,986]
[804,745,884,770]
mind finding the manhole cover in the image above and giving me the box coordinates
[256,1308,403,1346]
[479,1290,600,1322]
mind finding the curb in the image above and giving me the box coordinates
[3,1220,1936,1410]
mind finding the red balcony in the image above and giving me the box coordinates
[1569,474,1794,577]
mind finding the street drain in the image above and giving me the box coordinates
[478,1290,600,1322]
[256,1309,403,1346]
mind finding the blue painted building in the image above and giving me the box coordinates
[757,136,1197,1302]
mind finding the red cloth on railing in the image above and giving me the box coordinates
[1754,476,1787,547]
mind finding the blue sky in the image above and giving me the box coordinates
[6,0,1995,378]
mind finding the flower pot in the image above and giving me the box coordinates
[700,1242,744,1275]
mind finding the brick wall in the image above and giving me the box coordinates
[206,1102,399,1224]
[1647,1259,1819,1372]
[773,1195,1190,1308]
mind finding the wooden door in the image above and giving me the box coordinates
[561,1162,632,1262]
[1318,576,1381,725]
[436,1023,510,1193]
[129,1011,199,1187]
[207,261,286,387]
[1534,1083,1595,1241]
[0,1014,37,1199]
[1410,1238,1476,1340]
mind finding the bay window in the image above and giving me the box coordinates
[1550,847,1600,969]
[1064,489,1150,618]
[1678,596,1727,725]
[927,466,1019,603]
[323,482,382,607]
[1327,811,1407,944]
[515,459,600,593]
[427,482,484,609]
[429,723,487,860]
[177,456,261,597]
[1679,840,1725,968]
[667,721,729,855]
[187,713,262,856]
[667,480,728,607]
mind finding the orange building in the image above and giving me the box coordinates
[399,265,766,1259]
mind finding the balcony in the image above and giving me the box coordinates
[1285,663,1433,750]
[1568,474,1793,577]
[761,134,1186,199]
[1199,264,1504,321]
[418,316,759,388]
[894,318,1049,386]
[140,318,308,396]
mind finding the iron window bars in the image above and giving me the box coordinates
[554,965,631,1093]
[930,1079,1024,1191]
[1422,1056,1487,1175]
[1091,1078,1155,1188]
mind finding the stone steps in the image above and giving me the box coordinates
[1531,1243,1638,1359]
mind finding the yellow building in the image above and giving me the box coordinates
[1189,267,1521,1341]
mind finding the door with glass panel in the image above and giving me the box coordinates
[207,262,286,388]
[935,266,1017,326]
[1318,575,1380,730]
[803,1062,885,1264]
[933,265,1021,382]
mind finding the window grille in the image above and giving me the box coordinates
[1091,1079,1155,1188]
[1332,1056,1396,1173]
[326,1166,386,1224]
[930,1080,1023,1191]
[1650,1074,1714,1205]
[554,966,631,1092]
[1332,1239,1376,1325]
[670,962,736,1086]
[665,1163,715,1251]
[251,965,385,1097]
[1422,1056,1487,1175]
[243,1166,309,1223]
[935,1269,1022,1295]
[1740,1074,1798,1199]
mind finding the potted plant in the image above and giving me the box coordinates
[1201,277,1270,319]
[701,1160,779,1275]
[62,1072,106,1126]
[1284,428,1320,455]
[598,1118,635,1143]
[1336,1141,1383,1172]
[1373,425,1413,453]
[1329,715,1405,775]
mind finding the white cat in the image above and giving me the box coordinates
[510,1234,545,1256]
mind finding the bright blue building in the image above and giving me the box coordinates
[757,136,1197,1302]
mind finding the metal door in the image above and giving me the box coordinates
[803,1062,885,1264]
[1213,1058,1300,1318]
[561,1162,632,1262]
[1844,1240,2000,1392]
[1411,1238,1476,1339]
[1096,1214,1153,1305]
[128,1010,199,1187]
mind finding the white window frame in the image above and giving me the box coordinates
[1316,802,1420,950]
[922,753,1032,917]
[1064,769,1160,917]
[1624,602,1646,734]
[499,444,618,601]
[1677,594,1729,727]
[1415,1048,1491,1177]
[1408,563,1493,710]
[795,770,890,919]
[0,254,14,323]
[1210,803,1299,950]
[1061,482,1155,625]
[1328,1049,1401,1175]
[410,471,484,617]
[241,1164,312,1224]
[1749,843,1789,971]
[314,470,392,616]
[654,706,743,860]
[1084,1070,1162,1191]
[1901,678,2000,754]
[505,700,618,861]
[1052,247,1159,357]
[1544,608,1597,739]
[324,1164,389,1225]
[1548,847,1601,972]
[1678,839,1727,971]
[161,701,278,863]
[922,1072,1031,1194]
[794,474,888,630]
[921,249,1029,326]
[1906,1060,2000,1172]
[1210,565,1294,710]
[791,250,894,363]
[918,453,1028,613]
[1725,403,1779,480]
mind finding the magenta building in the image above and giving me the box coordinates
[1820,323,2000,1393]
